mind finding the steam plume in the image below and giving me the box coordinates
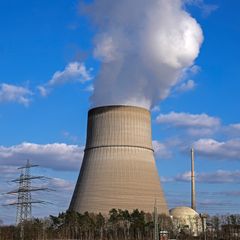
[83,0,203,109]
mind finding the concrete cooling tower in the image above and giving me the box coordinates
[69,105,168,214]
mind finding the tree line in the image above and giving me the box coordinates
[1,209,240,240]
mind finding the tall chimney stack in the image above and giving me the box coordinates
[191,147,196,211]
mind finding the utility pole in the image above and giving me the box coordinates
[191,148,196,211]
[6,160,49,239]
[154,199,159,240]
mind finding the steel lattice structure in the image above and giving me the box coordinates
[7,160,47,225]
[16,170,31,224]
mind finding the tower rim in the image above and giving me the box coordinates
[89,105,150,114]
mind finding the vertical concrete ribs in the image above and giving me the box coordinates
[70,105,168,214]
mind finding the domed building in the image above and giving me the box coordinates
[169,206,202,236]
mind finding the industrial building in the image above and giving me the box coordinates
[170,206,202,236]
[70,105,168,214]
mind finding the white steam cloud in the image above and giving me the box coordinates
[82,0,203,109]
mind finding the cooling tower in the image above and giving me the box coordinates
[70,105,168,214]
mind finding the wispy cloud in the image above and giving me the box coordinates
[38,62,93,96]
[156,112,220,128]
[184,170,240,183]
[151,105,160,113]
[165,169,240,184]
[84,84,94,93]
[152,140,172,159]
[175,79,196,93]
[154,111,240,163]
[230,124,240,131]
[62,131,79,143]
[189,65,201,75]
[193,138,240,160]
[0,166,20,175]
[0,142,84,171]
[184,0,218,17]
[0,83,33,106]
[48,178,75,192]
[224,123,240,137]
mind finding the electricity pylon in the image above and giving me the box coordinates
[6,160,48,224]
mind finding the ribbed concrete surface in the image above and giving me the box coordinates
[69,105,168,214]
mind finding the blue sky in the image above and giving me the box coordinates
[1,0,240,224]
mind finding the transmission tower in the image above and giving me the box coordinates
[6,160,48,225]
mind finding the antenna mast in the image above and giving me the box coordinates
[191,148,196,211]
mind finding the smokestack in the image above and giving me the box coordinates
[69,105,168,214]
[191,147,196,211]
